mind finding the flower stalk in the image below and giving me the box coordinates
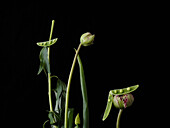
[116,109,123,128]
[64,32,94,128]
[64,43,82,128]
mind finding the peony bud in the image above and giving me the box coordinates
[80,32,95,46]
[112,93,134,109]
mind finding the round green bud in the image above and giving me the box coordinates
[80,32,95,46]
[112,93,134,109]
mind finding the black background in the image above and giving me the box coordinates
[1,1,165,128]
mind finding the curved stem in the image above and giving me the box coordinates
[51,75,59,79]
[64,43,82,128]
[48,20,55,112]
[116,109,123,128]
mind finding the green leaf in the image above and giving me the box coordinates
[77,54,89,128]
[48,112,56,125]
[51,77,67,127]
[37,47,50,75]
[102,94,113,121]
[53,78,66,112]
[68,108,74,128]
[48,111,61,125]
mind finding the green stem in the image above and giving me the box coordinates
[116,109,123,128]
[48,20,55,112]
[48,73,53,111]
[64,43,82,128]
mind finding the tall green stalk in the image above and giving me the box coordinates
[48,20,55,112]
[64,32,94,128]
[64,43,82,128]
[48,20,59,128]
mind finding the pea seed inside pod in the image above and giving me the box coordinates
[127,87,130,91]
[119,89,123,93]
[108,98,111,102]
[114,90,117,93]
[44,42,48,46]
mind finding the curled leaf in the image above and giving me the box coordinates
[37,47,50,75]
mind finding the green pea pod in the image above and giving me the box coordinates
[102,93,113,121]
[37,38,58,47]
[77,54,89,128]
[110,85,139,95]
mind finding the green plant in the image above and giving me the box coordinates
[37,20,94,128]
[37,20,65,128]
[37,20,139,128]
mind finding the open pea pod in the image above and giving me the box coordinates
[102,94,113,121]
[110,85,139,95]
[37,38,58,47]
[102,85,139,121]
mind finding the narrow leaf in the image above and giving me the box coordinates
[102,94,113,121]
[53,78,66,112]
[68,108,74,128]
[77,54,89,128]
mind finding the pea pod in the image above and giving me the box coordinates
[37,38,58,47]
[102,93,113,121]
[110,85,139,95]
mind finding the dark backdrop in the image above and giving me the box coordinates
[1,1,162,128]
